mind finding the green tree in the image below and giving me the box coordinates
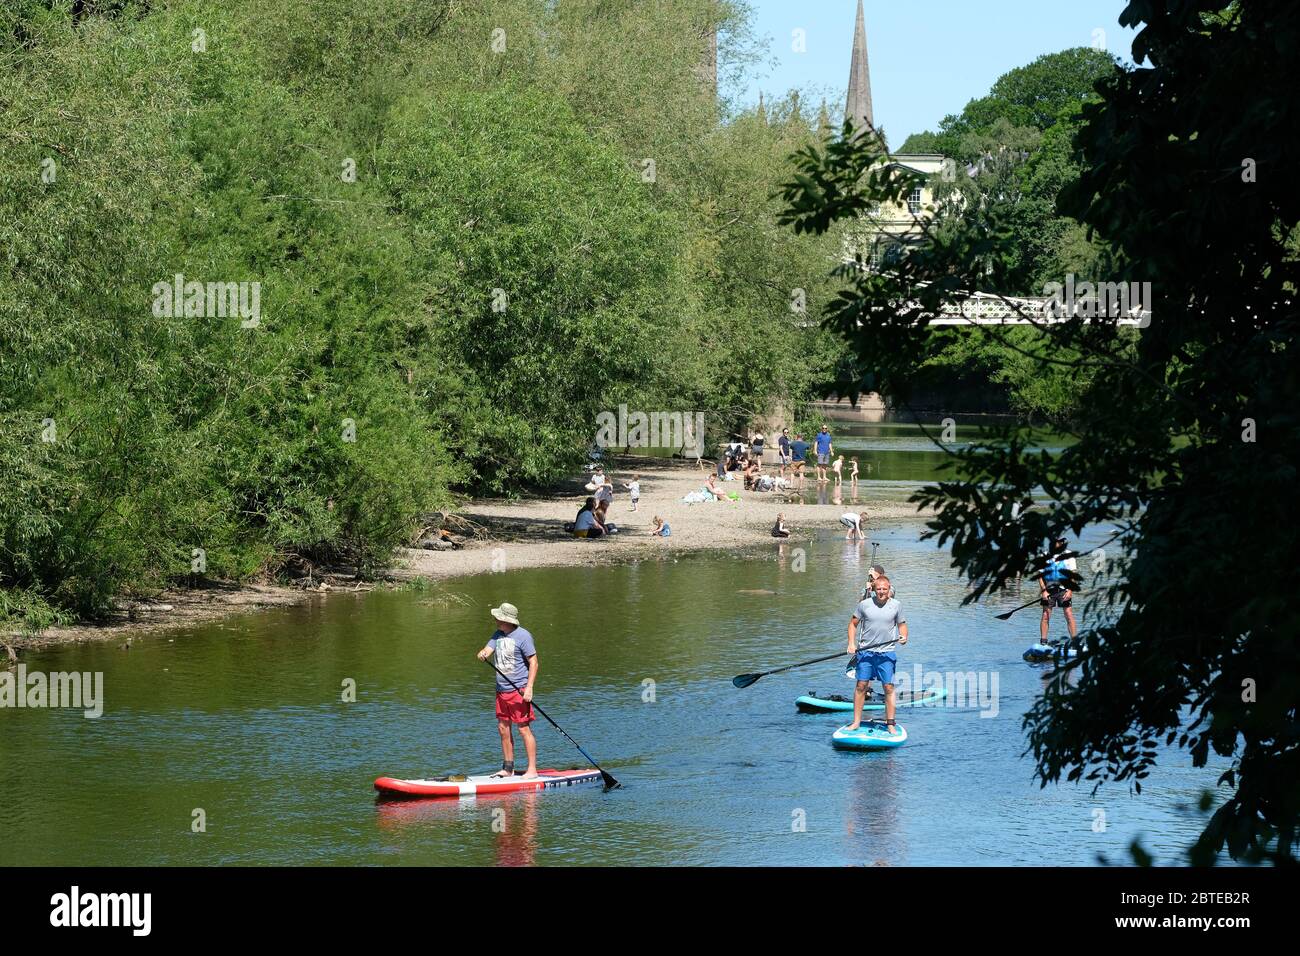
[781,0,1300,864]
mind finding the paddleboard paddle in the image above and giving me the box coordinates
[995,595,1044,621]
[732,639,896,689]
[484,660,621,791]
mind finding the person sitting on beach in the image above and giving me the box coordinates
[573,498,605,538]
[595,499,617,533]
[771,513,790,538]
[743,457,762,489]
[651,515,671,537]
[704,474,728,500]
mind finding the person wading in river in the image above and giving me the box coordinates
[845,575,908,736]
[475,603,539,779]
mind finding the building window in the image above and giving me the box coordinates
[907,187,923,215]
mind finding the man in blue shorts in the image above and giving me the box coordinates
[790,433,810,488]
[845,574,908,735]
[814,426,833,482]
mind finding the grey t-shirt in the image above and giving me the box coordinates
[853,597,905,653]
[488,626,536,692]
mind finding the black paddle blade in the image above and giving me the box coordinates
[600,772,622,791]
[732,673,762,688]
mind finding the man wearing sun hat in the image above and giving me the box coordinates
[475,602,539,779]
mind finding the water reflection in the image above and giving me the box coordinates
[373,790,542,866]
[843,750,906,864]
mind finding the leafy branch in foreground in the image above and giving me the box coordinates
[778,1,1300,864]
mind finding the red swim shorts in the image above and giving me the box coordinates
[496,690,534,724]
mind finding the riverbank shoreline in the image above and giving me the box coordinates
[7,460,927,651]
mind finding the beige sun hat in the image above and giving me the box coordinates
[490,602,521,626]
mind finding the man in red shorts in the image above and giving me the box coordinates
[475,602,539,779]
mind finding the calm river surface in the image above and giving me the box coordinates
[2,511,1223,866]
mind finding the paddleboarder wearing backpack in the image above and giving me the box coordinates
[476,602,540,779]
[845,575,908,736]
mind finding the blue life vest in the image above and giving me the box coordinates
[1042,556,1069,585]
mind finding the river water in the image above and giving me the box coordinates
[2,424,1223,866]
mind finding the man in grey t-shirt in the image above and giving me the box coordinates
[475,602,539,779]
[845,576,908,735]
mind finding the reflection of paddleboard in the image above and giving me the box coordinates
[374,768,601,799]
[1023,641,1082,663]
[831,722,908,750]
[797,686,947,713]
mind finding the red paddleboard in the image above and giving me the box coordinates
[374,768,602,799]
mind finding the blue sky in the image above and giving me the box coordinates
[726,0,1141,143]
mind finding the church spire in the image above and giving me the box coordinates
[845,0,874,133]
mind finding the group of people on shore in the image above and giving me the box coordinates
[718,440,790,494]
[772,426,862,488]
[572,466,671,539]
[718,424,867,495]
[572,466,639,538]
[573,423,872,539]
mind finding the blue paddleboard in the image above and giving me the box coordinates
[831,722,908,750]
[1023,640,1082,663]
[796,686,947,713]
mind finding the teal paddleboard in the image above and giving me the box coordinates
[1023,640,1083,663]
[832,722,908,750]
[796,686,947,713]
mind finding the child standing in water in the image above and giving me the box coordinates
[850,457,860,485]
[832,454,845,483]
